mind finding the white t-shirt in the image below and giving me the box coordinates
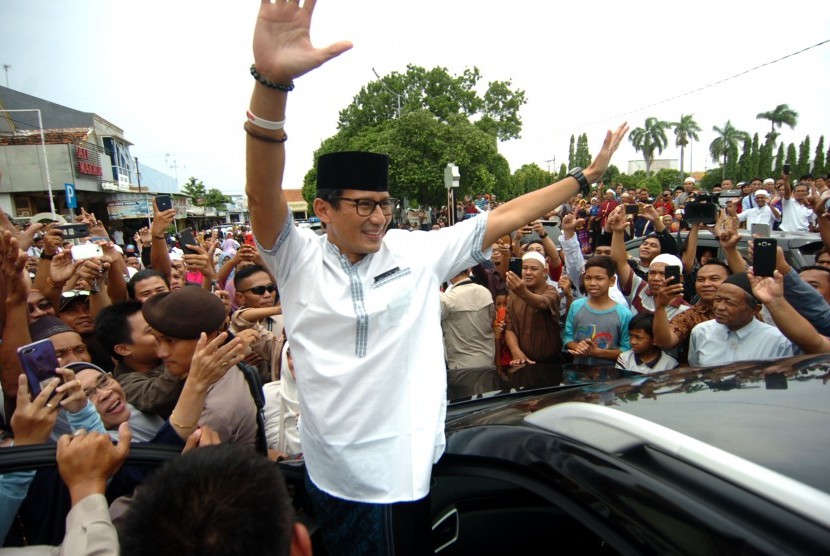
[259,213,489,503]
[779,197,815,232]
[737,204,778,228]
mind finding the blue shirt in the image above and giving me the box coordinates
[563,297,632,366]
[688,318,794,367]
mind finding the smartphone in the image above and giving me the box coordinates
[782,163,791,176]
[179,228,197,251]
[683,203,718,225]
[156,194,173,212]
[664,265,681,285]
[509,257,523,276]
[751,223,771,238]
[17,339,60,397]
[625,204,638,215]
[753,238,777,277]
[58,223,89,240]
[71,243,103,261]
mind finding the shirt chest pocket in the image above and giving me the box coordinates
[368,267,414,326]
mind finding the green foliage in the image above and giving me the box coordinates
[813,136,826,177]
[615,171,646,190]
[181,177,206,202]
[737,139,751,182]
[797,136,811,178]
[710,120,749,178]
[749,133,760,179]
[773,144,785,176]
[637,176,662,196]
[756,104,798,146]
[575,133,592,169]
[337,65,526,142]
[568,135,576,169]
[512,163,553,197]
[672,114,702,175]
[786,143,797,171]
[557,163,568,181]
[629,117,669,175]
[758,141,773,180]
[653,168,683,190]
[203,188,229,209]
[603,164,621,185]
[699,168,725,191]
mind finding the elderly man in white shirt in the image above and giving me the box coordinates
[737,188,781,229]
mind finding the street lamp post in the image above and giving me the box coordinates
[371,67,402,119]
[2,64,11,88]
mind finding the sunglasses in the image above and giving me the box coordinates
[240,283,276,295]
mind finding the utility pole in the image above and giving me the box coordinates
[135,156,151,228]
[545,157,556,174]
[372,67,402,119]
[2,64,10,88]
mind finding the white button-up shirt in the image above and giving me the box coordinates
[688,317,794,367]
[259,213,489,503]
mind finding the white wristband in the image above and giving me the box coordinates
[246,110,285,131]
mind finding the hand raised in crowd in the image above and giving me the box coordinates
[54,367,90,414]
[151,198,176,238]
[0,230,31,304]
[640,204,658,222]
[607,205,627,233]
[57,423,131,505]
[182,424,222,454]
[558,274,573,298]
[530,220,546,236]
[505,266,528,297]
[75,256,110,286]
[253,0,353,84]
[11,374,67,446]
[717,227,740,251]
[235,244,257,265]
[41,224,63,257]
[78,208,109,241]
[747,269,785,306]
[653,275,684,310]
[137,227,152,246]
[182,243,215,279]
[187,332,246,391]
[561,213,577,236]
[16,222,44,252]
[49,250,82,284]
[585,122,629,182]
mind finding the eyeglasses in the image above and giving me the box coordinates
[334,197,399,217]
[240,283,276,295]
[83,373,114,398]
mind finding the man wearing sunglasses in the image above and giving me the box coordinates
[245,3,627,553]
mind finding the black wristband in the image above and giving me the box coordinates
[40,252,55,260]
[567,167,591,197]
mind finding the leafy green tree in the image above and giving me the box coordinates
[568,135,576,169]
[575,133,592,169]
[615,171,646,190]
[797,136,811,178]
[786,143,797,172]
[512,163,553,197]
[337,65,526,142]
[813,136,826,177]
[737,138,751,182]
[756,103,798,147]
[181,177,206,203]
[758,141,773,179]
[557,163,568,181]
[699,168,724,191]
[204,188,229,209]
[773,143,785,176]
[672,114,702,176]
[629,117,669,175]
[604,164,621,185]
[637,176,662,196]
[710,120,750,178]
[653,168,683,190]
[749,133,760,179]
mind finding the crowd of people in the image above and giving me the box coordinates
[1,2,828,555]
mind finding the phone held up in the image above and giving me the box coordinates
[179,228,198,251]
[71,243,104,261]
[753,238,777,277]
[782,163,791,176]
[664,265,681,285]
[155,194,173,212]
[58,223,89,240]
[751,222,771,238]
[509,257,523,276]
[17,339,60,397]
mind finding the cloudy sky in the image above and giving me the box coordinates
[3,0,829,195]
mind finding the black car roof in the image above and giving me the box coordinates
[445,355,830,496]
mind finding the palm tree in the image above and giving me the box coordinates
[709,120,750,178]
[756,104,798,147]
[672,114,702,176]
[629,117,669,175]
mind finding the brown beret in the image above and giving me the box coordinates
[317,151,389,192]
[142,286,227,339]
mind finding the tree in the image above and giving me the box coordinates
[637,176,662,196]
[653,168,683,190]
[337,65,526,142]
[629,117,669,175]
[749,133,760,179]
[512,163,553,197]
[575,133,592,169]
[709,120,750,179]
[773,143,785,177]
[604,164,621,185]
[786,143,797,172]
[567,135,576,169]
[672,114,702,176]
[737,138,751,182]
[756,103,798,147]
[797,136,811,178]
[813,136,826,177]
[557,163,568,181]
[204,188,229,209]
[181,177,206,203]
[758,141,773,180]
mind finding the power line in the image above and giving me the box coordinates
[582,38,830,127]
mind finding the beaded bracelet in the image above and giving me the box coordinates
[250,65,295,92]
[244,122,288,144]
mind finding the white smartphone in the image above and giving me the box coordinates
[751,223,771,238]
[71,243,103,261]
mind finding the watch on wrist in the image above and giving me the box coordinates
[567,167,591,197]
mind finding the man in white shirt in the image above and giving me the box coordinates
[779,178,816,232]
[245,3,627,553]
[737,188,780,228]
